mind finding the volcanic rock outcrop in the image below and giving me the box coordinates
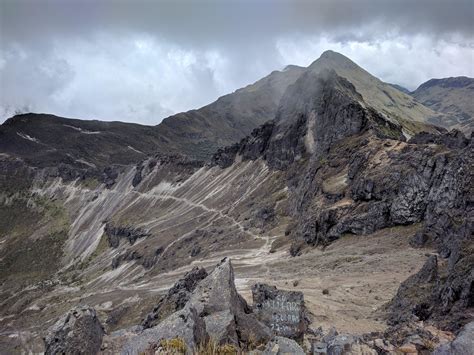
[105,258,272,353]
[252,283,309,341]
[142,266,208,328]
[44,305,104,355]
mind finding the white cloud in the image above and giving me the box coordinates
[276,34,474,90]
[1,28,473,124]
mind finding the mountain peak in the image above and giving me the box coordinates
[310,50,359,70]
[320,49,347,59]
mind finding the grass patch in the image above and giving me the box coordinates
[0,194,70,284]
[0,229,67,283]
[78,177,101,190]
[142,338,238,355]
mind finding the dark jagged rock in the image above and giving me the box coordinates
[387,136,473,331]
[388,255,440,324]
[117,259,271,353]
[190,245,201,257]
[210,144,240,169]
[44,305,104,355]
[409,129,469,149]
[131,163,144,187]
[211,121,275,168]
[111,250,143,269]
[381,321,445,354]
[154,154,204,170]
[299,201,391,246]
[104,223,150,248]
[142,266,208,328]
[212,69,405,171]
[185,258,271,348]
[252,283,309,340]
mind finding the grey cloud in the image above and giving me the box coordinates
[2,0,472,46]
[0,0,473,123]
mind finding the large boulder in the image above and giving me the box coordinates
[119,258,271,353]
[185,258,272,347]
[252,283,309,341]
[120,307,207,354]
[44,305,104,355]
[142,266,208,328]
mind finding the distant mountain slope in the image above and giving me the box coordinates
[0,66,305,166]
[308,51,440,136]
[155,65,305,159]
[2,50,463,168]
[388,83,411,94]
[0,114,167,169]
[412,76,474,133]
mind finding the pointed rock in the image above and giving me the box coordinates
[44,305,104,355]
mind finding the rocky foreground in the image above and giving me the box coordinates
[43,258,473,354]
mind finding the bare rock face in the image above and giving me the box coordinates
[211,121,275,169]
[388,255,439,324]
[252,283,309,341]
[185,258,272,348]
[44,305,104,355]
[120,307,207,355]
[387,136,473,331]
[432,321,474,355]
[118,258,271,353]
[142,266,208,328]
[104,223,150,248]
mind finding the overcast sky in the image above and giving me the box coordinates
[1,0,473,124]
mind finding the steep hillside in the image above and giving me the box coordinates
[0,66,305,167]
[308,51,441,137]
[1,68,471,353]
[154,65,306,159]
[0,114,166,169]
[413,76,474,133]
[388,83,411,94]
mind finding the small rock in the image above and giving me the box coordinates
[398,343,418,354]
[263,336,305,355]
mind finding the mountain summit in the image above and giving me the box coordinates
[309,51,442,134]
